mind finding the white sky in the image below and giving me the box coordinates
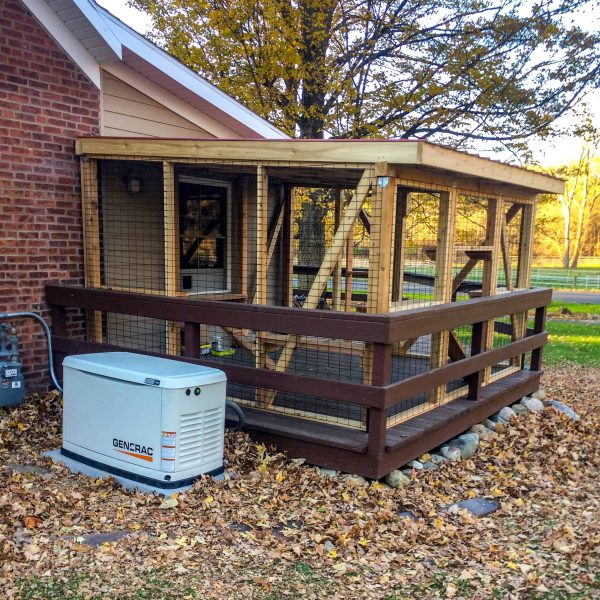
[97,0,598,167]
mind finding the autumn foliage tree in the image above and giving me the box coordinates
[537,147,600,267]
[130,0,599,150]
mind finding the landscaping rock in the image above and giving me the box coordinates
[430,454,448,465]
[319,468,338,478]
[494,421,507,433]
[470,424,495,439]
[455,497,501,517]
[532,389,547,401]
[483,418,498,431]
[455,434,479,459]
[6,463,51,476]
[75,531,132,548]
[498,406,517,422]
[407,460,423,470]
[401,469,414,478]
[521,396,544,412]
[548,400,580,421]
[420,453,432,462]
[385,470,411,488]
[512,403,529,416]
[323,540,335,553]
[398,511,417,521]
[422,461,439,471]
[441,446,462,461]
[342,474,367,487]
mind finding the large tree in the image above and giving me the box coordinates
[130,0,599,151]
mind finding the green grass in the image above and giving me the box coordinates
[543,320,600,366]
[548,301,600,316]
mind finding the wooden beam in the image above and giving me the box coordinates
[367,165,396,314]
[332,189,343,311]
[481,197,505,382]
[239,177,249,297]
[429,188,458,402]
[281,186,294,307]
[345,194,354,312]
[75,138,564,195]
[163,161,180,356]
[81,158,102,343]
[391,190,408,304]
[255,165,269,404]
[513,202,537,362]
[255,165,269,307]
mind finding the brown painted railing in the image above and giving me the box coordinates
[46,284,550,474]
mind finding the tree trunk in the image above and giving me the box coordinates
[294,2,335,297]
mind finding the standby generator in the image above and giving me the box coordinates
[61,352,227,489]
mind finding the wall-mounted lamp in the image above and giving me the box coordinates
[126,171,142,195]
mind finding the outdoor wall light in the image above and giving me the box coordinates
[125,171,143,195]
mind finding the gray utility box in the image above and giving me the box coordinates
[0,359,25,407]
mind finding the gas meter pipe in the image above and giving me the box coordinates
[0,312,62,393]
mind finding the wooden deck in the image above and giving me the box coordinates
[46,284,550,479]
[236,370,540,478]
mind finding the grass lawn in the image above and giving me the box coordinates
[542,302,600,367]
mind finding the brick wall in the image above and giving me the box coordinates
[0,0,100,390]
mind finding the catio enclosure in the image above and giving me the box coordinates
[47,138,562,478]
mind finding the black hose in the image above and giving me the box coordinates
[0,312,62,393]
[225,399,245,431]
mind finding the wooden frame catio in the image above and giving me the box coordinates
[53,137,563,477]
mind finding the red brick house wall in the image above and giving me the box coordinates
[0,0,100,390]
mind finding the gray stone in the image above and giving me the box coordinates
[324,540,335,552]
[422,461,439,471]
[459,433,479,444]
[407,460,423,470]
[470,424,494,439]
[398,511,417,521]
[483,418,498,431]
[521,396,544,412]
[455,497,501,517]
[319,468,338,479]
[548,400,580,421]
[441,446,462,461]
[74,531,132,548]
[430,454,448,465]
[342,474,367,487]
[401,469,414,478]
[6,463,51,476]
[531,389,547,401]
[454,435,479,459]
[498,406,517,422]
[512,403,529,416]
[385,470,411,488]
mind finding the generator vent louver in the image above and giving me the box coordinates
[179,407,223,467]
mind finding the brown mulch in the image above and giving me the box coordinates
[0,366,598,599]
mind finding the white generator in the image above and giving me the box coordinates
[61,352,227,490]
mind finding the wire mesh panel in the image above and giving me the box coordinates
[78,152,536,432]
[396,191,441,309]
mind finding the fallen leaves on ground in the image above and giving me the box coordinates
[0,367,598,599]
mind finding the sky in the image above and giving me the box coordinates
[96,0,598,167]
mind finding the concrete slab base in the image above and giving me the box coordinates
[43,449,223,495]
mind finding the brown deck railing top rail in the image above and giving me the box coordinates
[46,285,551,344]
